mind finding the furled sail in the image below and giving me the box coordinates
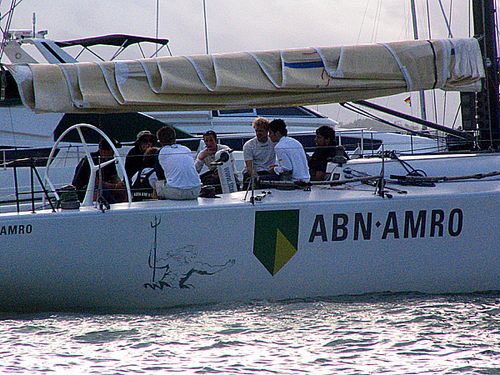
[7,38,484,113]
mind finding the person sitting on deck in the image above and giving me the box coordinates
[125,130,157,182]
[156,126,201,200]
[242,117,276,188]
[72,139,127,203]
[130,147,159,201]
[308,125,348,181]
[267,119,310,183]
[194,130,233,192]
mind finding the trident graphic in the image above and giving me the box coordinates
[148,215,165,283]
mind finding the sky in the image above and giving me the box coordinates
[2,0,483,127]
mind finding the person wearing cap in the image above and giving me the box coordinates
[125,130,157,182]
[130,146,160,201]
[194,130,232,189]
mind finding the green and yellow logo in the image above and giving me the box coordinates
[253,210,299,275]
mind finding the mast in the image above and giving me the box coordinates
[409,0,428,122]
[471,0,500,150]
[202,0,209,54]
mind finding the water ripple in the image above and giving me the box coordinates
[73,329,139,343]
[0,293,497,374]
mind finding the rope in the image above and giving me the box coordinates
[0,0,23,61]
[340,102,434,138]
[437,0,454,38]
[391,171,500,184]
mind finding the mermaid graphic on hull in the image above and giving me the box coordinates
[144,216,235,290]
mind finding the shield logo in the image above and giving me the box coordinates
[253,210,299,275]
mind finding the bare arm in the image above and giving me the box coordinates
[244,160,254,177]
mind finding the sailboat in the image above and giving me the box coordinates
[0,1,498,311]
[0,26,448,204]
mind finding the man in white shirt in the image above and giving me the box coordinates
[156,126,201,200]
[242,117,276,187]
[195,131,231,173]
[195,130,233,192]
[267,119,310,182]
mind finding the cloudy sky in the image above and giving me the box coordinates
[4,0,480,126]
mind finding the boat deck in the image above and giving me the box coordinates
[2,177,498,218]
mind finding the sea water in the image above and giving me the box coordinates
[0,293,498,374]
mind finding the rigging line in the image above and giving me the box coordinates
[396,1,411,40]
[0,0,22,21]
[374,0,383,41]
[437,0,454,38]
[468,0,471,37]
[369,0,376,43]
[155,0,159,57]
[425,0,432,38]
[356,0,370,44]
[448,0,453,33]
[341,103,427,136]
[416,0,426,40]
[370,0,380,43]
[0,0,18,61]
[403,1,411,40]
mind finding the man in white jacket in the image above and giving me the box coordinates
[267,119,310,182]
[156,126,201,200]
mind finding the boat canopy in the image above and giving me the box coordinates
[55,34,170,49]
[7,38,484,114]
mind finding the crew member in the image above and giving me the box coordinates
[125,130,156,182]
[267,119,310,182]
[131,147,159,201]
[72,139,126,203]
[156,126,201,200]
[309,125,344,181]
[242,117,275,187]
[195,130,232,190]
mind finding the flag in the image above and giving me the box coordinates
[404,96,412,106]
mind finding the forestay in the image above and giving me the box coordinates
[8,38,484,113]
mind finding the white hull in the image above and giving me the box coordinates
[0,179,498,311]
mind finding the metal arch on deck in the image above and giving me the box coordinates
[44,123,132,207]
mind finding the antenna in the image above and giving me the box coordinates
[32,12,36,37]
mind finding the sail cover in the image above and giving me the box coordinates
[7,38,484,113]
